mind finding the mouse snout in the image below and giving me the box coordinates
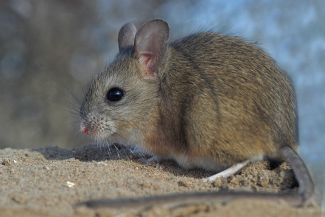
[78,115,116,139]
[79,120,89,134]
[81,127,88,135]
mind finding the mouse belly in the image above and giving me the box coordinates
[166,153,229,172]
[158,152,264,173]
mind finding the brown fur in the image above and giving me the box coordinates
[141,32,298,166]
[79,19,314,208]
[80,20,298,169]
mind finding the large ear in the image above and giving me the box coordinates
[118,22,137,51]
[134,19,169,79]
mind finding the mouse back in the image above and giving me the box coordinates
[171,32,298,159]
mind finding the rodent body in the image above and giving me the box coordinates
[80,20,297,171]
[79,19,314,206]
[149,32,297,169]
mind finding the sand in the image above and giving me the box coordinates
[0,144,321,217]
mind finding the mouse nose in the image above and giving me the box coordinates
[79,120,89,134]
[81,128,88,134]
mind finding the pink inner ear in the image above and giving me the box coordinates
[139,52,157,78]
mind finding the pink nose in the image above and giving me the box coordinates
[82,128,88,134]
[79,121,88,134]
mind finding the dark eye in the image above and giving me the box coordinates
[107,88,124,102]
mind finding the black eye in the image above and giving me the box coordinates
[107,88,124,102]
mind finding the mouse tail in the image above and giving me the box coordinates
[279,145,315,205]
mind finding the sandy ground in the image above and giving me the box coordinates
[0,144,322,217]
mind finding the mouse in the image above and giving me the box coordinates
[78,19,315,207]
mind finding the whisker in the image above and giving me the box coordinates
[104,140,112,158]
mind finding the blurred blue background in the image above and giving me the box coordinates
[0,0,324,207]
